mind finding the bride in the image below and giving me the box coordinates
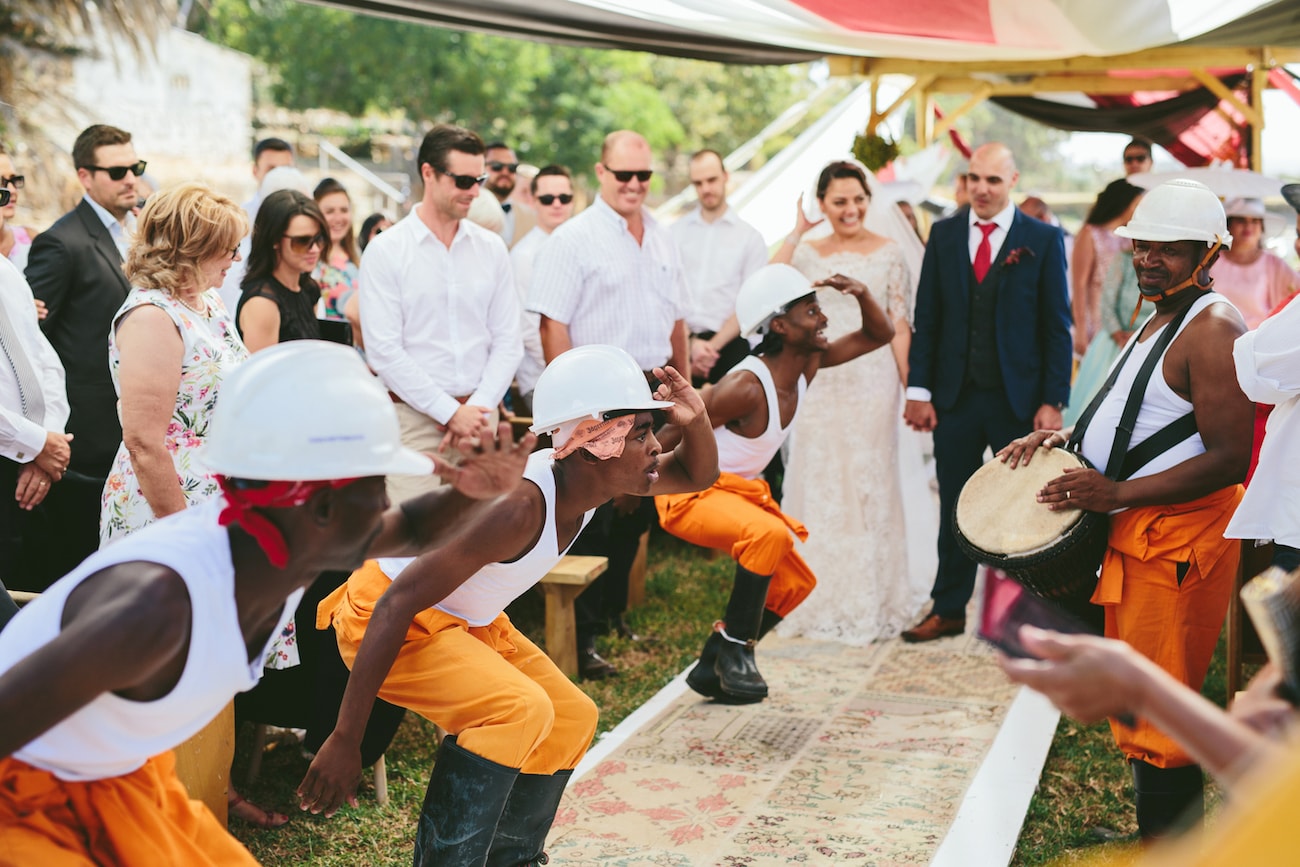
[771,159,936,645]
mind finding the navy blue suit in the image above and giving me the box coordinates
[908,207,1071,618]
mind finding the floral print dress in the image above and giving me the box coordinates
[99,286,303,669]
[100,287,248,545]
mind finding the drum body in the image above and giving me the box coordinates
[954,448,1108,603]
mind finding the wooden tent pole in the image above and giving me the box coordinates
[1249,61,1265,172]
[933,84,992,139]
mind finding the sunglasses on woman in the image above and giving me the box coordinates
[82,160,148,181]
[603,167,653,183]
[283,233,327,253]
[536,194,574,206]
[0,175,24,190]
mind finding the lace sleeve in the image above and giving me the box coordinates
[884,245,913,326]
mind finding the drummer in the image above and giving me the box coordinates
[997,180,1253,841]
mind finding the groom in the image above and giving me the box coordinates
[902,142,1072,642]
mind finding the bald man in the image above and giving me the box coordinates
[528,129,690,678]
[902,142,1072,642]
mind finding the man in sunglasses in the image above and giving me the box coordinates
[484,141,536,248]
[361,123,522,507]
[510,164,577,413]
[1123,137,1153,176]
[529,129,690,679]
[22,124,141,588]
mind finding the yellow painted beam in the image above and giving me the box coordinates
[1249,67,1265,172]
[1190,68,1263,128]
[926,75,1201,95]
[831,45,1300,79]
[867,75,934,135]
[933,85,992,139]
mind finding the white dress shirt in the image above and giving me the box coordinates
[83,195,136,260]
[906,201,1017,405]
[360,206,522,424]
[0,258,68,462]
[1225,297,1300,548]
[509,226,549,395]
[527,197,688,370]
[670,206,768,334]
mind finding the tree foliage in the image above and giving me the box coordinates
[189,0,809,183]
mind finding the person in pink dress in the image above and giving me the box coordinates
[1211,197,1300,329]
[1070,179,1144,354]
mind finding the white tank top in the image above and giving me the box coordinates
[714,355,806,480]
[1080,292,1224,494]
[376,449,595,627]
[0,499,302,781]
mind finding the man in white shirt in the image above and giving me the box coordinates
[484,142,536,248]
[671,149,768,386]
[24,124,138,585]
[529,129,689,679]
[360,123,523,504]
[509,164,576,412]
[0,255,70,596]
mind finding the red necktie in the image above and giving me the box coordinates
[974,222,996,283]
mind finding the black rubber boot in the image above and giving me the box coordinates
[685,631,726,699]
[414,735,520,867]
[714,565,773,703]
[486,769,573,866]
[1131,760,1204,841]
[757,608,783,641]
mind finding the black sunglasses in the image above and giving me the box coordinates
[487,161,519,173]
[536,193,574,206]
[604,167,653,183]
[283,233,327,253]
[0,175,24,190]
[0,190,10,208]
[436,168,487,190]
[82,160,148,181]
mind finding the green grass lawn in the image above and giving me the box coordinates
[231,533,1233,865]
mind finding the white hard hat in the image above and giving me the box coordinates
[737,264,816,338]
[1115,179,1233,249]
[203,341,433,480]
[529,344,674,435]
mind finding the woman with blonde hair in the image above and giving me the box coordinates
[99,182,247,543]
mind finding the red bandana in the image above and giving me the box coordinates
[217,476,360,568]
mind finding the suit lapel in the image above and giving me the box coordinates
[953,206,973,301]
[76,200,132,296]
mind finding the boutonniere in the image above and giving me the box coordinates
[1003,247,1035,267]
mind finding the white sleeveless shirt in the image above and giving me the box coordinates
[0,499,302,781]
[714,355,806,480]
[1080,292,1224,496]
[376,449,595,627]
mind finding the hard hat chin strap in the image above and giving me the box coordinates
[1128,238,1223,326]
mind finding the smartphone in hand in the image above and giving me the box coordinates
[978,568,1091,658]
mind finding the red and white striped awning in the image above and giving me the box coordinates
[308,0,1299,64]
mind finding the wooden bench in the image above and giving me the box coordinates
[538,555,608,677]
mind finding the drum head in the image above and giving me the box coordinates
[957,448,1085,557]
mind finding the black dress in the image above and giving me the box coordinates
[235,276,322,343]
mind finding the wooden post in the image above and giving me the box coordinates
[538,556,608,677]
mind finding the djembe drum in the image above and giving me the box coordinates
[954,447,1108,604]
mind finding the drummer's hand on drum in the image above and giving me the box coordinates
[1037,466,1119,512]
[904,399,936,432]
[996,430,1063,469]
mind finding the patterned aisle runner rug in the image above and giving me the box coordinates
[548,630,1040,866]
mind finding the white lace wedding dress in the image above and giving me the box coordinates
[776,242,937,645]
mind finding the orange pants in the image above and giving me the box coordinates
[656,472,816,618]
[0,751,258,867]
[1091,485,1244,768]
[319,561,598,773]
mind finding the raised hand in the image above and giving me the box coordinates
[431,421,534,500]
[652,365,705,428]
